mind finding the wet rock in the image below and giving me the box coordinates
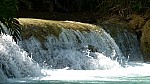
[141,19,150,61]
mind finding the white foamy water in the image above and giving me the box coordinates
[0,34,42,82]
[6,62,150,84]
[41,63,150,81]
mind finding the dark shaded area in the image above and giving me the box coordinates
[17,0,99,23]
[17,0,150,24]
[18,11,99,24]
[135,30,142,43]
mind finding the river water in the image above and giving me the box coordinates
[6,62,150,84]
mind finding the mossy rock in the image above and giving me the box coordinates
[18,18,100,49]
[141,19,150,61]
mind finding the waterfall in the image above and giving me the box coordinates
[100,23,143,61]
[0,19,144,82]
[18,19,126,70]
[0,34,42,81]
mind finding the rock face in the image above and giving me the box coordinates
[127,14,150,61]
[141,20,150,61]
[129,14,146,30]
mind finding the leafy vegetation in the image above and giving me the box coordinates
[0,0,21,42]
[72,0,150,17]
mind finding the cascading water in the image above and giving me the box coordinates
[0,23,42,82]
[100,23,143,61]
[1,18,149,84]
[18,21,125,70]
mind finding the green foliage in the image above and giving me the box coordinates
[72,0,150,17]
[0,0,21,42]
[0,0,18,19]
